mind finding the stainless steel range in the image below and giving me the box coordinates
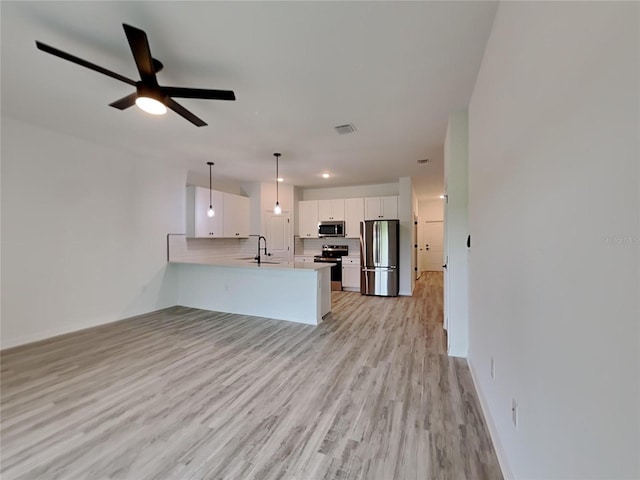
[314,245,349,291]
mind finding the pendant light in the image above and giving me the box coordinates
[207,161,215,217]
[273,153,282,215]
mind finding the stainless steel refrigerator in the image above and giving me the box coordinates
[360,219,399,296]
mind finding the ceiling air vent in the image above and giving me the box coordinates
[334,123,357,135]
[417,159,430,164]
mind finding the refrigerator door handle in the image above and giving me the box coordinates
[362,266,396,272]
[374,222,379,264]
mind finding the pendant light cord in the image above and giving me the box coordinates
[209,165,212,206]
[207,161,214,208]
[276,155,279,202]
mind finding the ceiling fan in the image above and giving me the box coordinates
[35,24,236,127]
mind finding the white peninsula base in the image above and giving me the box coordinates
[172,261,332,325]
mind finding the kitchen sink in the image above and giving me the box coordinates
[247,260,281,265]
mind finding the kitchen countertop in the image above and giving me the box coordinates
[170,258,335,272]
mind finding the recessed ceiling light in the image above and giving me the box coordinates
[322,173,330,179]
[277,177,284,182]
[439,195,445,199]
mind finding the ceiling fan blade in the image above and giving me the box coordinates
[35,41,136,86]
[109,93,138,110]
[167,98,207,127]
[122,24,157,84]
[162,87,236,101]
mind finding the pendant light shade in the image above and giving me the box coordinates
[273,153,282,215]
[207,162,215,217]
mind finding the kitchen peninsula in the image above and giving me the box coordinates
[169,242,333,326]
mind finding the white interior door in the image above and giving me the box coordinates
[424,221,444,271]
[418,221,444,272]
[265,212,292,262]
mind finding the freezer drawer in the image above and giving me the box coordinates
[360,267,398,296]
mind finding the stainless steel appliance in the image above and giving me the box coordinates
[314,245,349,291]
[318,221,345,238]
[360,220,399,296]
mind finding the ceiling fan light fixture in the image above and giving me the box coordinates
[135,84,167,115]
[135,96,167,115]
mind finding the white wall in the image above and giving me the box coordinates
[302,182,398,200]
[467,2,639,479]
[444,112,469,357]
[1,118,183,348]
[398,177,415,295]
[418,199,444,222]
[242,181,294,236]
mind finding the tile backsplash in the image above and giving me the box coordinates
[295,237,360,256]
[169,235,360,263]
[168,236,273,263]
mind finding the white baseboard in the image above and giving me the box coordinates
[341,287,359,292]
[467,358,515,480]
[1,316,119,350]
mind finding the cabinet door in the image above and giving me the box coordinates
[345,198,364,238]
[330,199,345,220]
[342,267,360,288]
[187,186,223,237]
[298,200,318,238]
[342,257,361,288]
[381,196,398,219]
[223,193,250,237]
[364,197,382,220]
[318,200,333,221]
[318,199,345,221]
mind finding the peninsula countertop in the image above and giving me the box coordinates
[169,258,335,272]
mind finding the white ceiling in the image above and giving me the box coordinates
[1,1,497,201]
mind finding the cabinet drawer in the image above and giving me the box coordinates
[294,256,315,263]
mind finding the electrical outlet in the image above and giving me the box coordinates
[511,398,518,429]
[490,357,495,380]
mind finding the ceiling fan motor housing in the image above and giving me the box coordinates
[136,83,165,104]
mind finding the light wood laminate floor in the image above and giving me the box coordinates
[1,273,502,480]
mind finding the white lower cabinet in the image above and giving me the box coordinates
[295,256,315,264]
[342,256,361,290]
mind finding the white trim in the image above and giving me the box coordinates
[467,358,514,480]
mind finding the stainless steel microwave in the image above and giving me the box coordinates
[318,221,345,237]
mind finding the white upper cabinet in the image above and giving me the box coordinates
[345,198,364,238]
[187,187,249,238]
[365,196,398,220]
[222,193,250,238]
[318,199,345,221]
[186,186,224,237]
[298,200,319,238]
